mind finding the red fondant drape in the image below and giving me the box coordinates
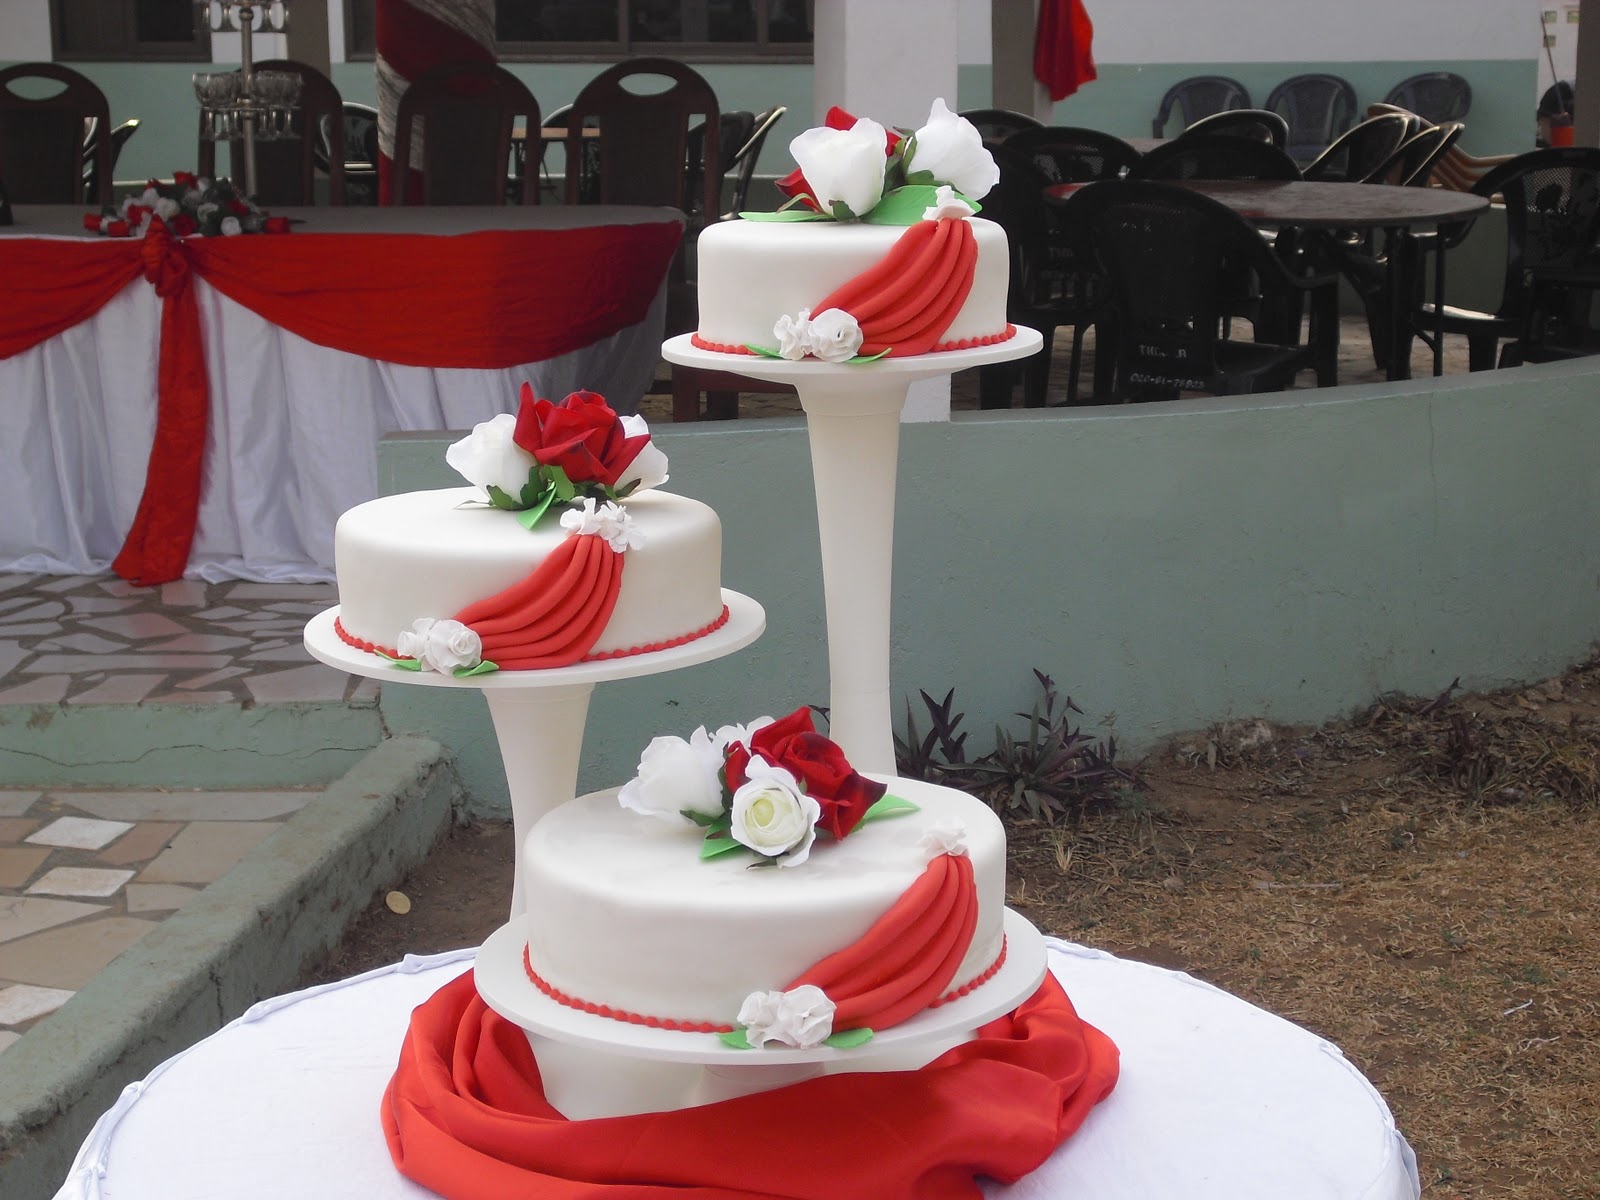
[1034,0,1097,103]
[0,217,682,584]
[383,969,1120,1200]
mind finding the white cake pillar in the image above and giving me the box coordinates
[813,0,961,424]
[484,685,593,919]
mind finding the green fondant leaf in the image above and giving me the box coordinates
[744,343,786,359]
[546,465,578,503]
[829,199,859,222]
[738,209,833,222]
[374,650,423,672]
[902,168,938,187]
[863,185,976,226]
[824,1027,875,1049]
[484,484,521,512]
[453,660,499,678]
[681,808,721,827]
[846,349,892,364]
[516,489,556,531]
[699,834,745,860]
[718,1029,754,1049]
[861,794,920,822]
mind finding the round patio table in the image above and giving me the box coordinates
[1044,179,1489,381]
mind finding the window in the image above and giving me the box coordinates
[344,0,811,61]
[53,0,211,61]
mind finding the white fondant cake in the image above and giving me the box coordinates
[333,487,723,662]
[521,777,1007,1030]
[693,216,1012,355]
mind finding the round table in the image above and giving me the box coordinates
[1043,179,1487,230]
[56,940,1420,1200]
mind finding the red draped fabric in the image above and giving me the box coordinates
[0,217,682,584]
[1034,0,1098,103]
[383,970,1120,1200]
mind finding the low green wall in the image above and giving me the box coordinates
[377,359,1600,817]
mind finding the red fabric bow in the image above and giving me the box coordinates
[382,969,1120,1199]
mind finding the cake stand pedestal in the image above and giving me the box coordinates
[662,330,1042,774]
[472,908,1049,1119]
[304,593,765,917]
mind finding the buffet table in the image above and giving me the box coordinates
[0,205,683,584]
[56,941,1420,1200]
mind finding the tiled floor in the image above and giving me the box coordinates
[0,575,354,1060]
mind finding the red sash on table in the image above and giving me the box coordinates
[382,969,1119,1200]
[0,216,682,584]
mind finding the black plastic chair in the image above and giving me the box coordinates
[1405,147,1600,372]
[320,102,377,205]
[1365,121,1464,187]
[84,116,139,202]
[685,109,754,226]
[1264,74,1358,167]
[982,131,1144,405]
[1385,72,1471,124]
[1151,76,1250,138]
[1132,134,1301,182]
[0,62,111,205]
[959,107,1043,145]
[1058,180,1339,401]
[1302,113,1411,182]
[725,103,784,215]
[1181,108,1288,147]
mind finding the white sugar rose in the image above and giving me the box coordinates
[619,733,724,822]
[918,817,969,858]
[738,984,836,1048]
[154,196,181,220]
[560,498,642,552]
[422,619,481,674]
[774,309,813,360]
[730,759,820,866]
[922,183,975,222]
[220,215,243,236]
[615,414,669,493]
[445,412,538,499]
[710,716,773,755]
[906,98,999,200]
[395,617,436,662]
[806,309,863,363]
[790,117,889,218]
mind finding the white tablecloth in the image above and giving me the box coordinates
[0,206,675,583]
[55,940,1419,1200]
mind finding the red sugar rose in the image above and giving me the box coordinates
[511,384,648,487]
[726,707,886,840]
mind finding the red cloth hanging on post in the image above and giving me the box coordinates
[1034,0,1098,103]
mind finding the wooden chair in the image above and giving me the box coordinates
[0,62,111,205]
[391,61,539,205]
[200,60,344,205]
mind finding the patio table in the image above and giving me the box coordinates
[1044,180,1489,381]
[0,204,682,585]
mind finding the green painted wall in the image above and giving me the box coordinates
[377,361,1600,818]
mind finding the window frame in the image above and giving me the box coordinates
[341,0,811,65]
[49,0,213,63]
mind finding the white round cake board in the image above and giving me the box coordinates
[473,909,1047,1117]
[54,941,1420,1200]
[303,590,766,689]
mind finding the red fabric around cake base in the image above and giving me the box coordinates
[382,969,1119,1200]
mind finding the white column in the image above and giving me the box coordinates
[814,0,964,421]
[991,0,1051,120]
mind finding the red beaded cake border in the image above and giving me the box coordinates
[520,935,1010,1035]
[333,604,731,668]
[689,326,1017,357]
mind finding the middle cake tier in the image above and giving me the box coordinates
[521,777,1007,1035]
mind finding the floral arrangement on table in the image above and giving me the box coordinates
[370,387,668,679]
[618,706,917,869]
[83,172,291,238]
[737,100,1002,364]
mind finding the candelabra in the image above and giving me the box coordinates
[193,1,298,198]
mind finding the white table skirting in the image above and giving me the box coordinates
[55,940,1420,1200]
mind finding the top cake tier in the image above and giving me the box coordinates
[692,216,1013,359]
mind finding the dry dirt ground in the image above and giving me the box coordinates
[306,658,1600,1200]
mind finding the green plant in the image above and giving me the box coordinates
[895,670,1143,823]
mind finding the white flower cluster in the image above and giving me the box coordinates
[618,718,774,823]
[395,617,482,674]
[917,817,969,858]
[737,984,836,1048]
[560,498,642,553]
[773,307,864,363]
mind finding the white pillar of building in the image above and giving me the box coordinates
[813,0,964,421]
[992,0,1052,120]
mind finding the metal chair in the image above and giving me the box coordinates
[391,61,540,205]
[0,62,111,205]
[1384,72,1471,124]
[201,59,344,205]
[1059,180,1339,401]
[725,104,785,215]
[1151,76,1251,139]
[1264,74,1358,167]
[1302,113,1411,182]
[959,107,1044,145]
[1181,108,1289,147]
